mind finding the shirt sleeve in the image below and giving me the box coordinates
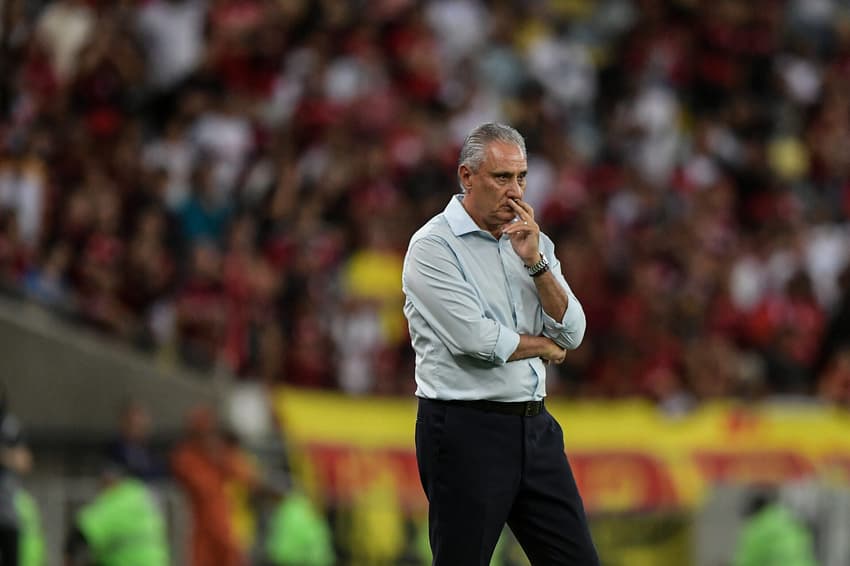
[540,249,586,350]
[403,236,520,365]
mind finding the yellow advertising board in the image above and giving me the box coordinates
[273,387,850,514]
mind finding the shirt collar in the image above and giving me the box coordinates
[444,194,484,236]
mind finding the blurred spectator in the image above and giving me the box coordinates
[818,265,850,371]
[817,347,850,408]
[135,0,207,91]
[282,305,336,389]
[733,489,818,566]
[178,161,233,246]
[170,405,246,566]
[106,399,167,482]
[175,242,228,369]
[220,430,261,560]
[329,449,406,565]
[22,241,73,308]
[65,463,169,566]
[33,0,95,84]
[264,488,335,566]
[0,144,47,249]
[191,92,255,201]
[142,118,197,210]
[333,223,405,395]
[0,210,30,290]
[0,384,41,566]
[219,214,284,377]
[120,205,178,348]
[15,487,45,566]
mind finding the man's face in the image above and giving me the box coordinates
[459,141,527,234]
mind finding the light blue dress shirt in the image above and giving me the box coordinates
[402,194,586,402]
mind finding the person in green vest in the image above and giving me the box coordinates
[264,489,335,566]
[0,386,32,565]
[733,489,819,566]
[15,489,45,566]
[65,464,170,566]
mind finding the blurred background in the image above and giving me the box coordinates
[1,0,850,564]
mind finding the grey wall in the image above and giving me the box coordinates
[0,296,224,442]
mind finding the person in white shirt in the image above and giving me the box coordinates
[403,123,599,565]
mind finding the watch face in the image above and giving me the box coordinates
[527,255,548,276]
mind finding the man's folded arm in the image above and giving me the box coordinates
[539,254,586,350]
[403,237,519,365]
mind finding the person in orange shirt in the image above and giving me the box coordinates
[171,405,245,566]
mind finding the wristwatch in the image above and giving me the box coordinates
[525,254,549,277]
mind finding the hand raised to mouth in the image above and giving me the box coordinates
[501,198,540,266]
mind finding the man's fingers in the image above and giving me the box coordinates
[555,349,567,364]
[506,202,538,232]
[509,198,535,217]
[507,199,527,219]
[501,222,536,236]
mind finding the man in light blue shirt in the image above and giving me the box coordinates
[403,123,599,565]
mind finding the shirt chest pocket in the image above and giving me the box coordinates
[455,240,541,331]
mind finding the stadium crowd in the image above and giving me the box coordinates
[1,0,850,410]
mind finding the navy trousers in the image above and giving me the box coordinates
[415,398,599,566]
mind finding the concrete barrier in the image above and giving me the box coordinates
[0,296,225,441]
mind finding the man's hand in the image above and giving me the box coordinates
[542,341,567,365]
[509,335,567,364]
[501,198,540,265]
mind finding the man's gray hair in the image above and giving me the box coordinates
[458,123,526,191]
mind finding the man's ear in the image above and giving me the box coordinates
[458,164,473,191]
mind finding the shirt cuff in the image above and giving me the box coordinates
[493,326,520,365]
[543,298,582,333]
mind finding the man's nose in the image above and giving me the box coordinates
[506,181,523,198]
